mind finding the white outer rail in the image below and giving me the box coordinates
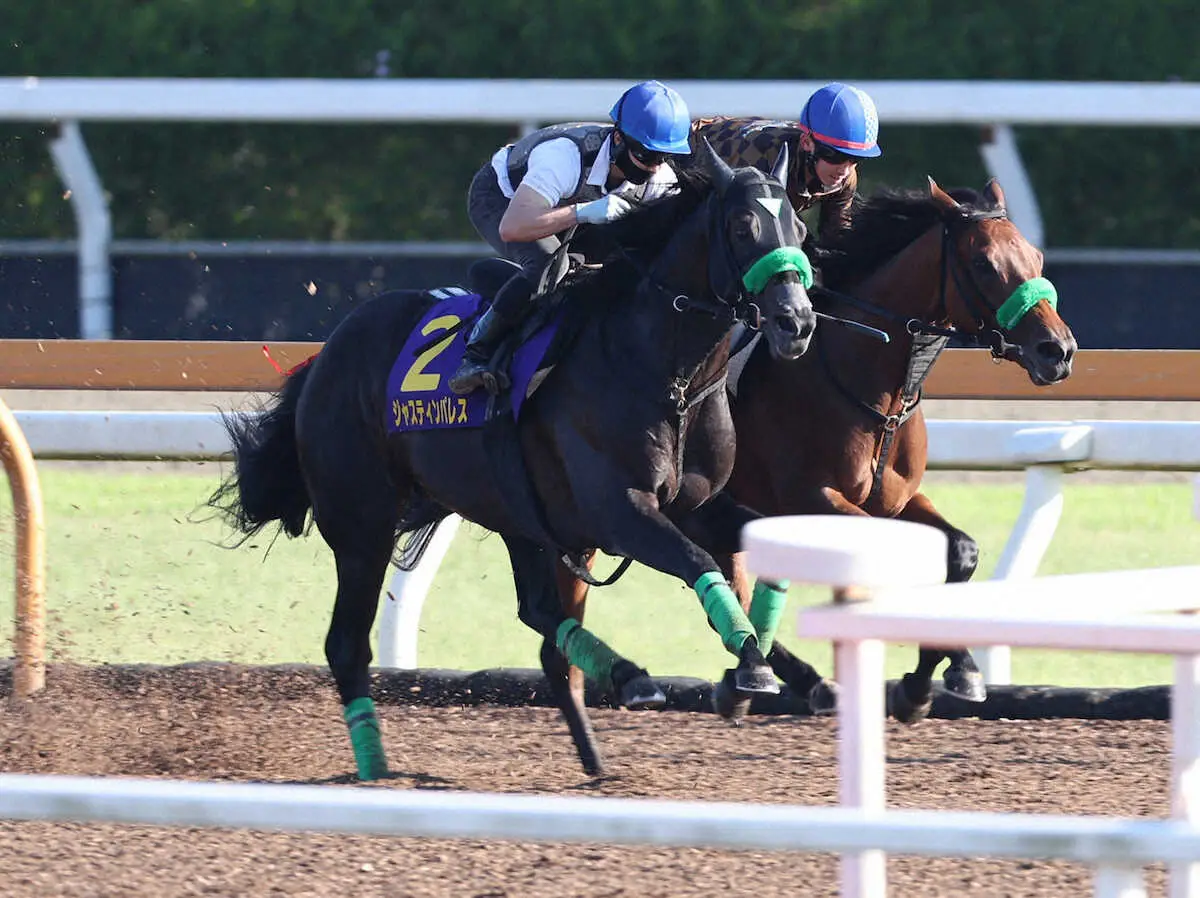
[18,76,1196,327]
[743,515,1200,898]
[7,78,1199,126]
[16,410,1200,684]
[2,772,1200,895]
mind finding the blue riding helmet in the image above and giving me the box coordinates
[608,80,692,155]
[799,82,882,158]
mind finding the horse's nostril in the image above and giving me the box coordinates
[775,315,800,337]
[1037,341,1066,364]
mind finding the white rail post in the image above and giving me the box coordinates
[1094,864,1147,898]
[742,515,947,898]
[833,585,888,897]
[975,424,1092,686]
[48,120,113,340]
[977,464,1065,683]
[1171,652,1200,898]
[376,515,461,669]
[979,123,1044,249]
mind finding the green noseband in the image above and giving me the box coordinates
[996,276,1058,330]
[741,246,813,294]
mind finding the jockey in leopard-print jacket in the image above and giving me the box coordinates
[692,82,883,250]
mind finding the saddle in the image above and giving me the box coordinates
[464,249,594,400]
[466,252,591,306]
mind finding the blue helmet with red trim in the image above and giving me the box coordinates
[799,83,882,159]
[609,80,692,155]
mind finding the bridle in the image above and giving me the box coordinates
[812,206,1019,358]
[809,204,1054,505]
[651,180,811,332]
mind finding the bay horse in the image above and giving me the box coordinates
[557,177,1077,723]
[209,141,817,779]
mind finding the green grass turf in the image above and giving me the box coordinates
[0,467,1196,687]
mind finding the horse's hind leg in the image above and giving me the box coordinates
[324,535,394,780]
[554,551,596,707]
[506,535,661,777]
[307,450,399,781]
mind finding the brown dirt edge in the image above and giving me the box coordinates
[0,661,1169,720]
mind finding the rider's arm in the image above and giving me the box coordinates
[498,184,582,242]
[498,138,583,242]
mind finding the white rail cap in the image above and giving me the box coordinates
[742,515,947,588]
[1006,424,1093,464]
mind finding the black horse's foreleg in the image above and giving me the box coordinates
[593,490,776,699]
[715,537,836,719]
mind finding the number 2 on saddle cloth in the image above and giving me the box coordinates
[384,286,564,434]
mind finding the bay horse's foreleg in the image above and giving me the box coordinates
[893,491,987,716]
[722,486,874,717]
[726,551,831,710]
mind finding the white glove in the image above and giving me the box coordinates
[573,194,634,225]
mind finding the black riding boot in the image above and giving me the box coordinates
[448,274,533,396]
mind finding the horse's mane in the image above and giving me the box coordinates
[555,167,715,307]
[816,186,999,290]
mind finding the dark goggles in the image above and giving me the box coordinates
[621,134,669,167]
[812,142,858,165]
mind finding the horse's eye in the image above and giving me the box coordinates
[971,255,993,273]
[732,214,758,241]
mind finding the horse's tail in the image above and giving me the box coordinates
[208,363,314,541]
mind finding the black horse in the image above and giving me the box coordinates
[209,141,817,779]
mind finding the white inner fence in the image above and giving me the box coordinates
[3,514,1199,897]
[15,409,1200,686]
[742,514,1200,898]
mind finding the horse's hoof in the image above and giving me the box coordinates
[943,666,987,703]
[712,670,751,723]
[887,674,933,724]
[807,679,840,716]
[620,675,666,710]
[733,662,780,695]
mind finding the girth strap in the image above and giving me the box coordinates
[670,371,729,479]
[817,330,948,505]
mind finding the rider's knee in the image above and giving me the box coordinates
[492,273,536,320]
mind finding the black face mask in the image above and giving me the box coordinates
[613,143,653,185]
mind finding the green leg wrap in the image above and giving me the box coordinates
[555,619,621,689]
[749,579,789,653]
[694,571,756,656]
[344,697,388,781]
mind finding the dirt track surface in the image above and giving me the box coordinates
[0,664,1177,897]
